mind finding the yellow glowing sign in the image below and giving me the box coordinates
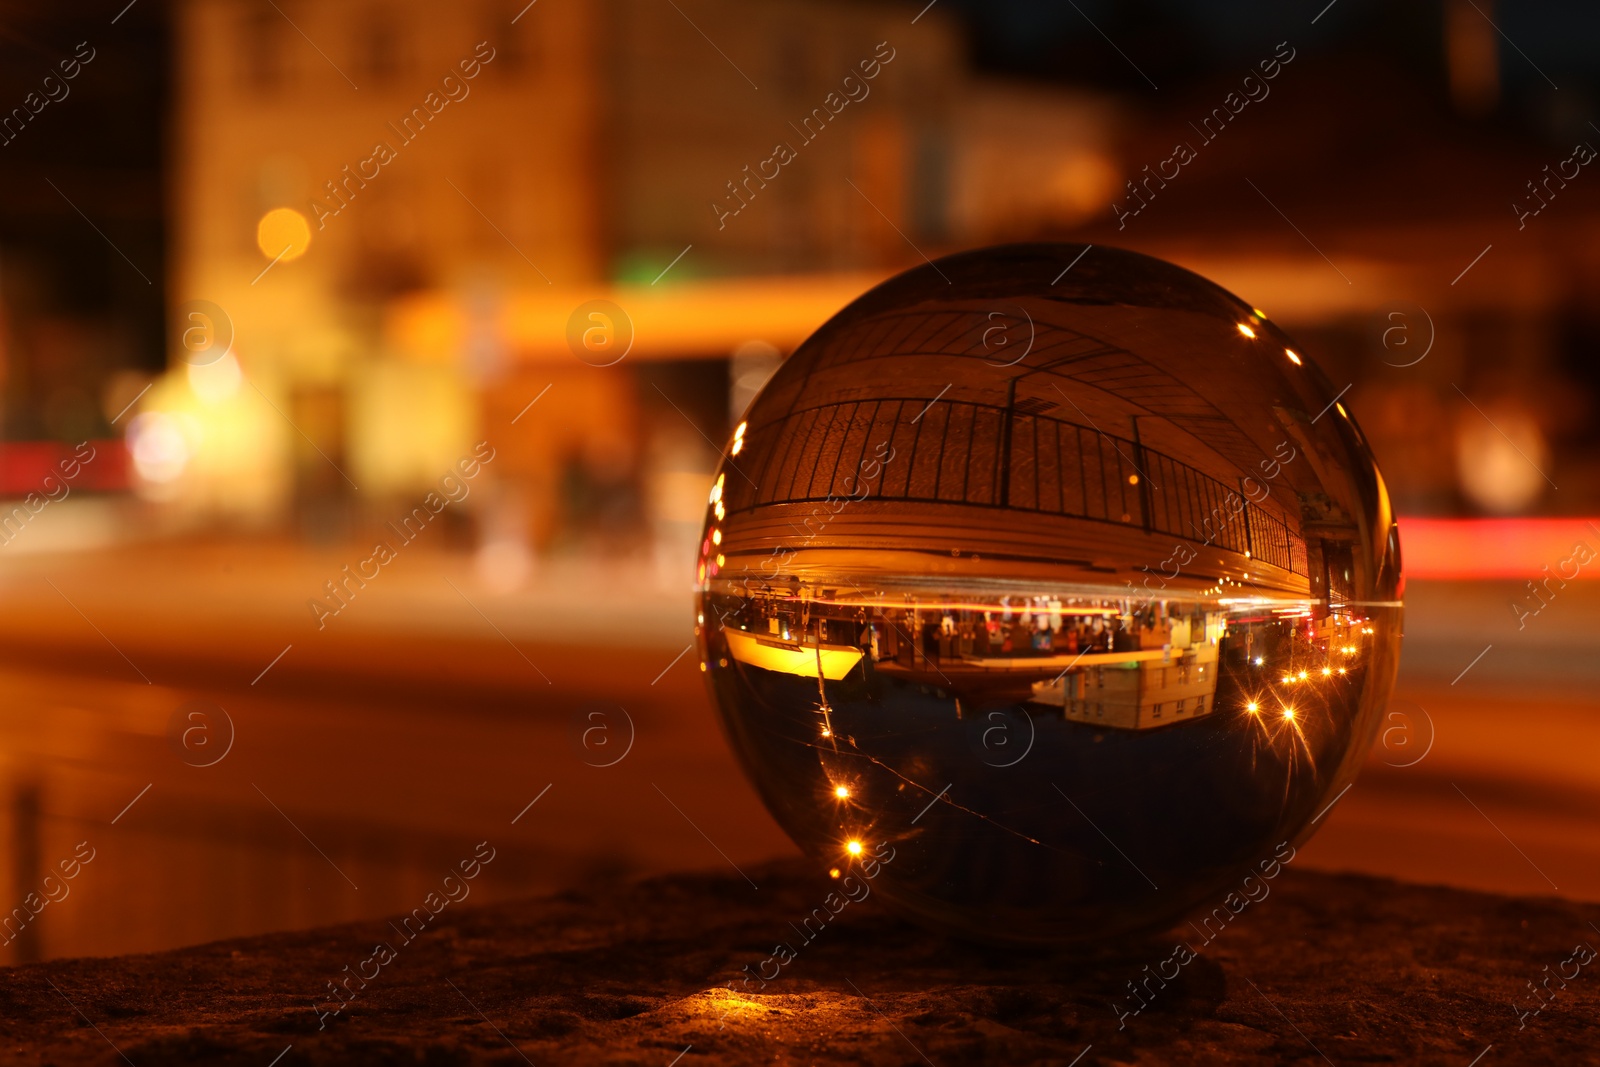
[723,631,863,680]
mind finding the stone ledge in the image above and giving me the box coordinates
[2,860,1596,1065]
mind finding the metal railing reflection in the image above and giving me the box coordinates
[732,397,1308,576]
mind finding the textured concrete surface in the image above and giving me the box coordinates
[3,858,1598,1065]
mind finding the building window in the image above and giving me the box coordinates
[1196,695,1206,713]
[357,8,404,84]
[1177,698,1186,714]
[493,1,537,73]
[910,127,949,243]
[241,8,284,93]
[1153,703,1162,719]
[772,36,810,99]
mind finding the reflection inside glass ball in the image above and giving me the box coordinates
[695,244,1402,946]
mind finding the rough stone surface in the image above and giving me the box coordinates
[2,860,1598,1065]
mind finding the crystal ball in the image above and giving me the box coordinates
[695,244,1402,946]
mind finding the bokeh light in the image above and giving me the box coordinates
[255,206,312,261]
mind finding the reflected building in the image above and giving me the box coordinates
[699,248,1389,739]
[696,244,1402,945]
[717,585,1233,732]
[712,572,1380,739]
[1033,619,1221,731]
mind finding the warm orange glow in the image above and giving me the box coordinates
[711,528,722,545]
[256,207,311,261]
[829,868,841,879]
[1382,518,1600,580]
[1246,701,1260,713]
[1237,323,1257,338]
[807,596,1117,615]
[834,785,850,799]
[1283,708,1296,720]
[845,840,863,856]
[724,631,863,680]
[391,271,896,365]
[1285,348,1303,365]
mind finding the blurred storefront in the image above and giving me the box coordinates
[83,0,1598,575]
[146,0,1121,579]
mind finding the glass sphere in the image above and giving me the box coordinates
[695,244,1402,946]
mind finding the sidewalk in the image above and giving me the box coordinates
[0,534,695,698]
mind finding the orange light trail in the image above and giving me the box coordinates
[1397,517,1600,580]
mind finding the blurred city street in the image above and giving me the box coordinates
[1,526,1596,962]
[0,3,1597,1043]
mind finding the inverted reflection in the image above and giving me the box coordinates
[696,244,1402,945]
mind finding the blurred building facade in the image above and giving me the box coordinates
[154,0,1120,576]
[130,0,1600,567]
